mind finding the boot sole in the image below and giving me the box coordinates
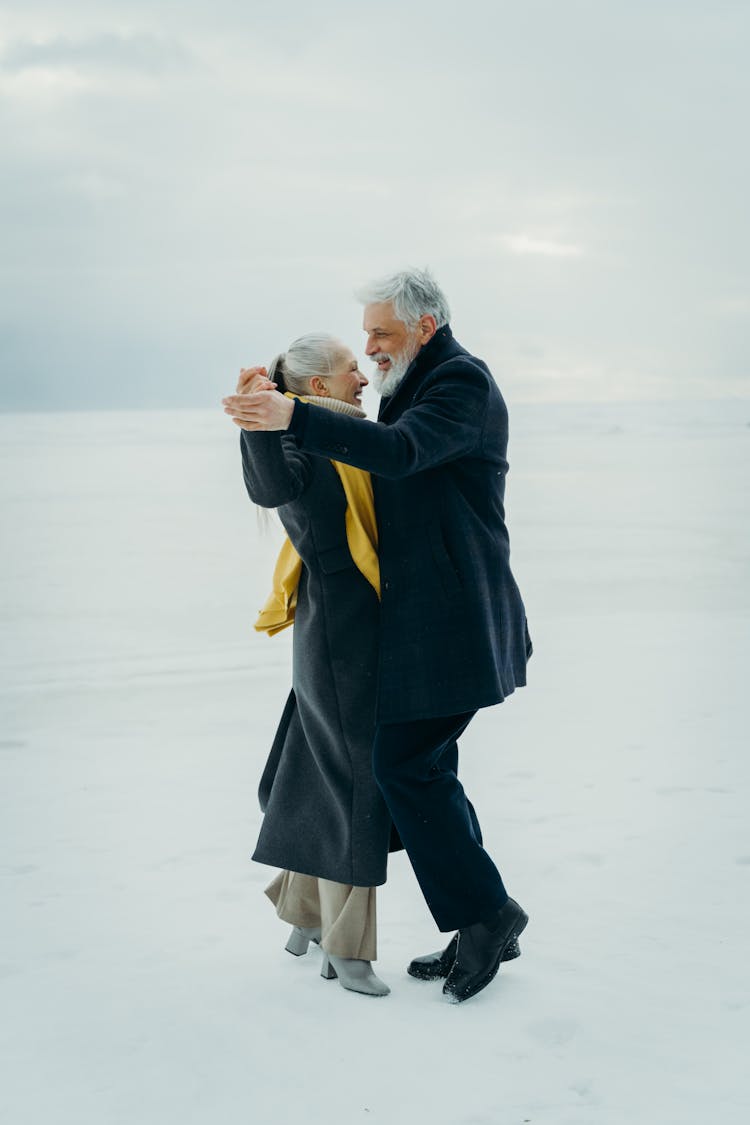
[407,936,521,980]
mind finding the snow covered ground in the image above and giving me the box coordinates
[1,399,748,1124]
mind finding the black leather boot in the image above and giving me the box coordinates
[407,931,521,980]
[442,898,528,1003]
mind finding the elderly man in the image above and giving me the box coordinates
[224,269,532,1003]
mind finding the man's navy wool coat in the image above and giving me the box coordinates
[288,325,532,724]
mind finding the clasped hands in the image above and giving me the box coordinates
[222,367,295,431]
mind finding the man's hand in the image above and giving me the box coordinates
[223,389,295,431]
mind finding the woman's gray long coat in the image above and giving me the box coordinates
[241,428,393,887]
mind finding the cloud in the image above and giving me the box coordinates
[0,31,192,101]
[0,1,749,408]
[497,234,585,259]
[711,295,750,318]
[0,32,190,75]
[0,65,93,98]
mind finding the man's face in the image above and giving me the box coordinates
[362,299,420,378]
[363,302,422,395]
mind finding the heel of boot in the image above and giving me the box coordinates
[320,954,337,981]
[285,928,310,957]
[285,925,322,957]
[502,936,521,962]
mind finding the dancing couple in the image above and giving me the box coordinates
[223,268,532,1003]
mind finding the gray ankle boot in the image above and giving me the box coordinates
[285,925,322,956]
[320,954,390,997]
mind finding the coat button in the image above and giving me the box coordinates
[334,444,348,454]
[384,580,390,590]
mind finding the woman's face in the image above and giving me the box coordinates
[317,349,369,408]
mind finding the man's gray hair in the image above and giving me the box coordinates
[355,267,451,329]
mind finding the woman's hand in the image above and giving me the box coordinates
[224,367,289,431]
[236,366,276,394]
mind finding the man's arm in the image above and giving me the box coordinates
[226,361,491,480]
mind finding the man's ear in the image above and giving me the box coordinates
[418,315,438,345]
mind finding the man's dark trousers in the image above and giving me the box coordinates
[372,711,509,932]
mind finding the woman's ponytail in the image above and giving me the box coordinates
[267,352,288,393]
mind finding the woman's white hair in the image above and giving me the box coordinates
[268,333,348,395]
[354,267,451,329]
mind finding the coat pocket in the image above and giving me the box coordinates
[318,543,355,575]
[427,522,462,599]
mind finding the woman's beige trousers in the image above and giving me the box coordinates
[265,870,377,961]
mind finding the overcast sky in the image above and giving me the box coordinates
[1,0,748,409]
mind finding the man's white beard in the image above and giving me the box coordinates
[370,338,421,397]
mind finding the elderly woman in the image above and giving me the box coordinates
[232,334,393,998]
